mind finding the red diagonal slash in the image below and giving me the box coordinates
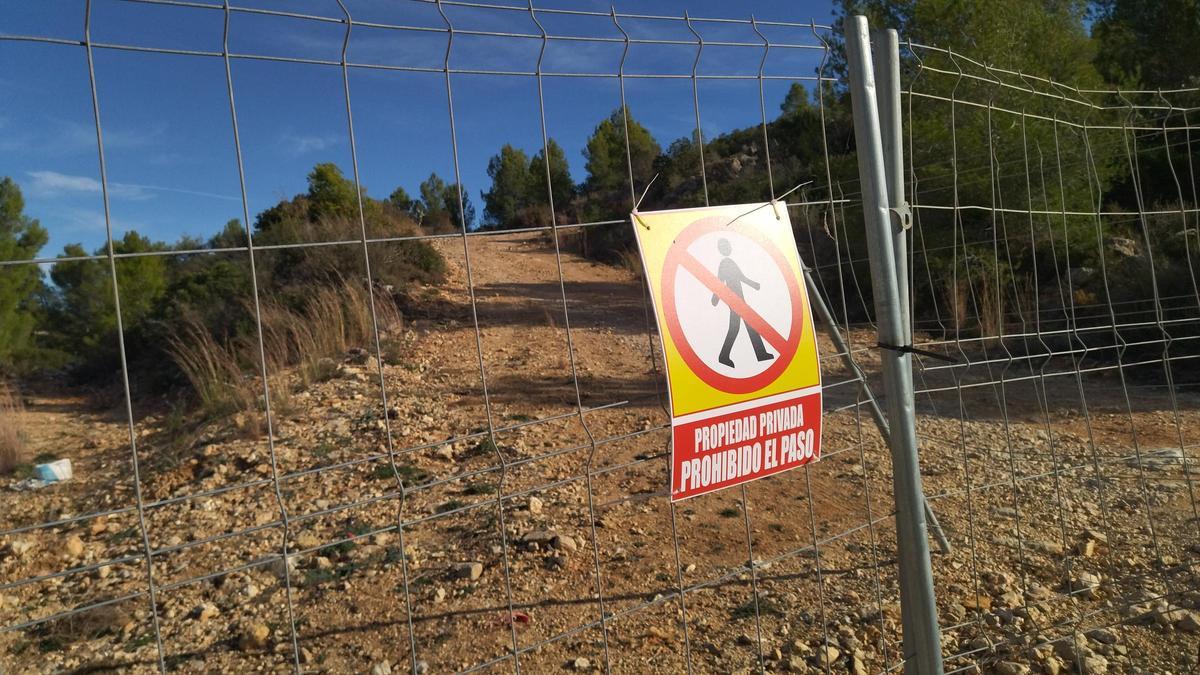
[678,253,789,353]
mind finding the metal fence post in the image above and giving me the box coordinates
[872,27,911,338]
[872,26,953,558]
[843,15,944,674]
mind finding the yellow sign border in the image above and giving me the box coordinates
[631,202,821,418]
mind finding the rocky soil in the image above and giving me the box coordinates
[1,232,1198,673]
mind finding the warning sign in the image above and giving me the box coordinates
[631,202,822,501]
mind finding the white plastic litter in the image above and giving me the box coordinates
[34,458,72,483]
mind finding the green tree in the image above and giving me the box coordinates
[582,107,660,201]
[779,83,813,118]
[827,0,1115,325]
[208,219,248,249]
[1093,0,1200,89]
[481,144,533,228]
[528,138,575,215]
[0,177,49,369]
[248,164,446,290]
[305,163,360,222]
[574,108,663,259]
[418,173,448,216]
[49,231,169,357]
[387,186,417,216]
[418,172,475,232]
[833,1,1099,85]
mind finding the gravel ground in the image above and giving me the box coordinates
[1,232,1197,674]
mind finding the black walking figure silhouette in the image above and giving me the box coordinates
[711,238,775,368]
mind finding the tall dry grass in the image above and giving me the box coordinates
[169,280,402,433]
[168,322,262,421]
[258,281,402,388]
[0,381,28,474]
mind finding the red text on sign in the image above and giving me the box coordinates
[671,389,822,500]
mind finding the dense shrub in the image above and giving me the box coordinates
[35,163,444,400]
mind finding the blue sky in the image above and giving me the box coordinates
[1,0,836,258]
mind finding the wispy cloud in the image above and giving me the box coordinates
[43,120,166,156]
[281,132,339,156]
[37,206,149,237]
[27,170,148,200]
[121,182,240,201]
[26,170,238,202]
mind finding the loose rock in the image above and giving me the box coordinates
[239,622,270,651]
[195,603,219,622]
[65,534,84,557]
[815,645,840,667]
[520,530,557,549]
[961,593,992,611]
[7,540,35,558]
[1176,610,1200,633]
[1081,652,1109,674]
[453,561,483,580]
[1071,572,1102,599]
[1027,539,1064,555]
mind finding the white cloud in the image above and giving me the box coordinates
[25,171,237,202]
[119,182,240,201]
[282,132,339,155]
[26,170,150,200]
[43,120,165,156]
[28,170,102,193]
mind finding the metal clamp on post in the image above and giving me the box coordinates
[890,201,913,230]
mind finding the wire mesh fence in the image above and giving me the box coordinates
[895,38,1200,674]
[0,2,1197,674]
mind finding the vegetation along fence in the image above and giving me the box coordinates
[0,1,1197,673]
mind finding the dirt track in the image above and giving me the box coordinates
[2,232,1198,674]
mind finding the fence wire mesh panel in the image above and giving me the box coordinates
[0,2,1197,675]
[0,3,910,674]
[899,41,1200,674]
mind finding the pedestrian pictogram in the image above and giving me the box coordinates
[712,238,775,369]
[631,202,822,501]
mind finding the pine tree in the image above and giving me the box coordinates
[0,178,48,369]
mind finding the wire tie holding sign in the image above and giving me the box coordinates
[723,180,813,230]
[634,173,660,211]
[875,342,958,364]
[770,199,785,221]
[631,173,662,230]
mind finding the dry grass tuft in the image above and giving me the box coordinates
[169,280,402,433]
[0,381,28,474]
[616,248,644,279]
[29,601,133,651]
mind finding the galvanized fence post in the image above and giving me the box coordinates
[872,27,910,334]
[872,26,953,558]
[843,15,945,674]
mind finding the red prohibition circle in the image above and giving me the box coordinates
[661,214,805,395]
